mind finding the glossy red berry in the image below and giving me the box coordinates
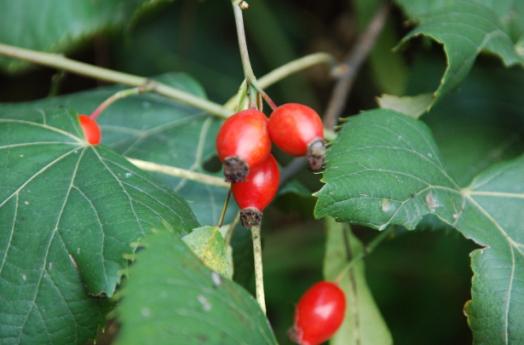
[268,103,326,171]
[78,115,101,145]
[291,281,346,345]
[216,109,271,182]
[231,154,280,227]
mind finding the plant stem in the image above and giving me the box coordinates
[324,4,389,130]
[334,227,393,283]
[0,43,230,118]
[127,158,229,188]
[225,212,241,245]
[232,2,257,83]
[217,189,232,227]
[91,86,149,120]
[251,225,266,314]
[224,52,335,111]
[257,52,334,89]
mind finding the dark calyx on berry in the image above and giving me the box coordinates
[223,156,249,182]
[307,139,326,172]
[240,207,263,228]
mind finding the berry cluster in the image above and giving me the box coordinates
[216,103,326,228]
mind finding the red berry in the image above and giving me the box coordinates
[231,154,280,227]
[216,109,271,182]
[268,103,326,171]
[291,281,346,345]
[78,115,101,145]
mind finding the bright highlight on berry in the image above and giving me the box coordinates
[291,281,346,345]
[216,109,271,182]
[78,114,101,145]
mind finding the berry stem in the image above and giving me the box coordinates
[217,189,232,228]
[90,85,152,120]
[224,212,241,245]
[334,226,394,283]
[127,158,229,188]
[0,43,229,118]
[251,81,277,111]
[251,224,267,314]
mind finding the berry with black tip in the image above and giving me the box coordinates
[216,109,271,182]
[231,154,280,227]
[268,103,325,171]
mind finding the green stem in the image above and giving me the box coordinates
[232,2,257,83]
[0,43,229,118]
[334,227,393,283]
[257,52,334,89]
[251,225,266,314]
[225,212,241,245]
[127,158,229,188]
[223,52,334,111]
[217,189,232,228]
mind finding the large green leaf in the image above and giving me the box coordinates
[323,218,392,345]
[390,0,524,112]
[0,108,197,344]
[315,109,524,344]
[0,74,234,226]
[115,229,277,345]
[0,0,169,72]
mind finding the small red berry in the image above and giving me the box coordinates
[231,154,280,227]
[291,281,346,345]
[216,109,272,182]
[268,103,326,171]
[78,115,101,145]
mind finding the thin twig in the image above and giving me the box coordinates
[251,225,266,314]
[232,3,257,82]
[0,43,230,118]
[279,4,389,181]
[257,52,334,89]
[225,212,241,245]
[324,4,389,130]
[127,158,228,188]
[90,86,151,120]
[217,189,232,227]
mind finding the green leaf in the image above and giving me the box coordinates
[0,108,197,345]
[377,93,432,118]
[115,229,278,345]
[183,226,233,278]
[394,0,524,111]
[323,218,392,345]
[315,109,524,344]
[0,0,169,72]
[0,73,235,225]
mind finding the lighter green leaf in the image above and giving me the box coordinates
[315,109,524,344]
[115,229,277,345]
[377,93,433,118]
[0,108,198,345]
[394,1,524,111]
[183,226,233,278]
[0,0,169,72]
[323,218,392,345]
